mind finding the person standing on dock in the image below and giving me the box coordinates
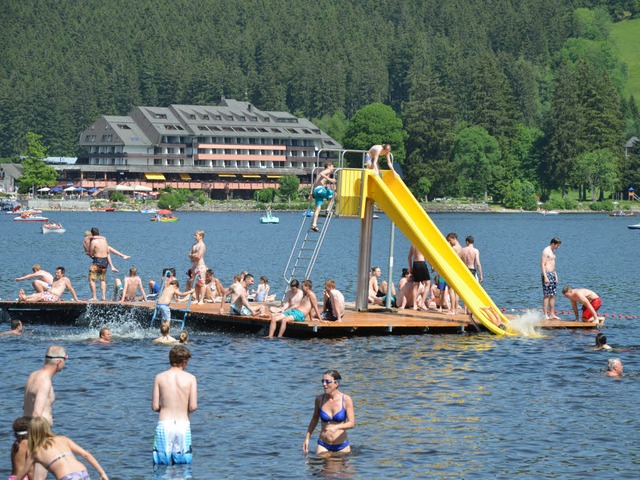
[541,237,561,320]
[15,264,54,293]
[188,230,207,304]
[87,227,130,301]
[460,236,483,282]
[23,345,67,480]
[303,369,355,455]
[445,233,463,315]
[408,245,430,310]
[310,162,336,232]
[366,144,393,177]
[561,285,604,325]
[152,345,198,465]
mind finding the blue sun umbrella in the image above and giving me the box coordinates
[51,187,63,192]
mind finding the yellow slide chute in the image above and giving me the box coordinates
[360,169,512,335]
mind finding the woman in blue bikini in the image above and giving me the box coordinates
[14,417,108,480]
[303,370,355,455]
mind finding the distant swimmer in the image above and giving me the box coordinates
[154,322,178,344]
[303,370,355,455]
[605,357,623,377]
[365,144,394,177]
[15,264,54,293]
[152,345,198,465]
[0,319,23,337]
[14,417,109,480]
[561,285,604,325]
[18,267,80,303]
[595,333,612,351]
[94,327,112,344]
[541,237,561,320]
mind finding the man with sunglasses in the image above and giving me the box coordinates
[23,345,68,480]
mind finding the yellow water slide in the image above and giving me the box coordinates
[363,170,512,335]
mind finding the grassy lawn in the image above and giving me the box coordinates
[612,18,640,105]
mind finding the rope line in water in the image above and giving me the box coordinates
[501,307,637,319]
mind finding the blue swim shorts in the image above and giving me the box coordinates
[284,309,306,322]
[157,303,171,321]
[230,304,253,316]
[313,186,334,207]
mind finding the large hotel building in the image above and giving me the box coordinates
[63,98,341,198]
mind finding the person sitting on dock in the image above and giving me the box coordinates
[320,279,345,321]
[18,267,80,303]
[309,162,336,232]
[0,319,23,336]
[267,280,322,338]
[368,267,395,307]
[154,322,178,344]
[149,268,177,300]
[397,276,428,311]
[561,285,604,325]
[15,264,54,293]
[269,279,303,315]
[121,267,147,302]
[595,332,612,351]
[221,273,266,316]
[155,280,194,322]
[203,268,226,303]
[605,357,623,377]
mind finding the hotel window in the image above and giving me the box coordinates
[203,114,210,120]
[154,114,167,119]
[117,124,131,129]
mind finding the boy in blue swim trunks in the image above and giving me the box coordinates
[309,163,336,232]
[267,280,322,337]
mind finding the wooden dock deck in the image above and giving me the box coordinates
[0,300,597,338]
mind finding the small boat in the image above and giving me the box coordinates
[151,209,179,222]
[260,209,279,224]
[139,208,158,214]
[373,214,380,220]
[42,223,66,234]
[628,223,640,230]
[13,213,49,222]
[609,211,637,217]
[539,210,559,216]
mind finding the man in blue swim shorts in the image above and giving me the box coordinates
[309,163,336,232]
[152,345,198,465]
[267,279,322,337]
[222,273,266,316]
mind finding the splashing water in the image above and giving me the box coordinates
[508,310,545,338]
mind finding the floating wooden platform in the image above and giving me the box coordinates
[0,300,597,338]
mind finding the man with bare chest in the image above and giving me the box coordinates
[541,237,561,320]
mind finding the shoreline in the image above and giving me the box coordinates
[17,198,637,214]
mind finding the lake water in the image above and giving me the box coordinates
[1,211,639,479]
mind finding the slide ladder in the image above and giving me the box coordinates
[359,169,511,335]
[150,272,198,331]
[283,203,334,284]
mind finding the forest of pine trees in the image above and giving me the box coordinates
[1,0,640,204]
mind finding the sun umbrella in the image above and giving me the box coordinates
[133,185,152,192]
[51,187,63,192]
[158,209,173,215]
[64,186,76,192]
[37,187,51,192]
[75,187,86,191]
[88,188,99,193]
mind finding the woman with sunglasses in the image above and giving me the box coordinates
[303,370,355,455]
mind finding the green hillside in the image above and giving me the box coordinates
[612,17,640,105]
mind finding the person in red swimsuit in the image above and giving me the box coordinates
[561,285,603,324]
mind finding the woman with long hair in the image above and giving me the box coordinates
[15,417,108,480]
